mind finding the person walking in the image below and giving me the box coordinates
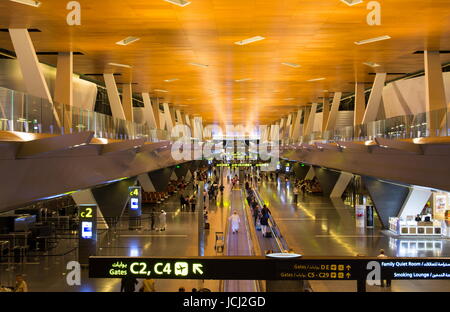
[190,196,196,212]
[121,277,138,292]
[14,274,28,292]
[150,208,155,230]
[180,194,185,211]
[260,211,269,237]
[229,210,241,234]
[159,210,167,231]
[293,186,299,203]
[377,249,391,287]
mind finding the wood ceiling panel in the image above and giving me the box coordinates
[0,0,449,124]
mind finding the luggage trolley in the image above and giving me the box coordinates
[214,232,224,253]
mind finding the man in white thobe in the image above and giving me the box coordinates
[229,210,241,234]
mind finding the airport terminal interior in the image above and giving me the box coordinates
[0,0,450,293]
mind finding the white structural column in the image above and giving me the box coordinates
[354,83,366,127]
[424,51,447,135]
[138,173,156,192]
[185,114,191,127]
[398,186,432,219]
[304,103,317,136]
[302,107,311,135]
[103,74,126,120]
[159,110,166,130]
[285,114,292,139]
[292,109,303,140]
[54,52,73,106]
[54,52,73,132]
[163,103,174,133]
[325,92,342,131]
[9,29,53,103]
[176,110,184,125]
[288,112,296,138]
[122,83,134,122]
[362,73,387,124]
[9,28,62,128]
[71,189,108,230]
[322,95,330,133]
[330,172,353,198]
[152,98,162,129]
[141,93,157,129]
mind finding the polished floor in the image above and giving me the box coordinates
[255,177,450,292]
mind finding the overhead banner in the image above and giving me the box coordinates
[89,256,450,280]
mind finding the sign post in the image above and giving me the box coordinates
[78,204,97,266]
[128,186,142,230]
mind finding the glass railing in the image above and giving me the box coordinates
[284,107,450,145]
[0,85,172,142]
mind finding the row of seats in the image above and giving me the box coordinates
[142,192,169,204]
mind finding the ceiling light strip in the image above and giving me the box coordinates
[354,35,391,45]
[234,36,265,46]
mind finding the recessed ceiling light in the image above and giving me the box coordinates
[164,78,179,82]
[154,89,169,93]
[234,36,265,46]
[188,62,209,68]
[107,63,132,69]
[9,0,41,7]
[116,36,140,46]
[164,0,191,7]
[235,78,252,82]
[363,62,381,68]
[340,0,363,6]
[307,78,326,82]
[354,35,391,45]
[281,62,301,68]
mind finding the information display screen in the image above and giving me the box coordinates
[89,256,450,281]
[128,186,142,217]
[81,221,93,239]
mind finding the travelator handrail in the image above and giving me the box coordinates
[250,185,290,253]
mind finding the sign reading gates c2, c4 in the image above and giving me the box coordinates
[105,259,204,278]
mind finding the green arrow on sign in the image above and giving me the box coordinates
[193,263,204,275]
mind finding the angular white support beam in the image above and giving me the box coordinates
[185,114,191,127]
[54,52,73,107]
[138,173,156,192]
[153,98,163,129]
[325,92,342,131]
[330,172,353,198]
[302,107,311,134]
[176,110,184,125]
[54,52,73,133]
[163,103,174,133]
[322,96,330,132]
[103,74,126,120]
[304,103,317,136]
[354,83,365,126]
[122,83,133,122]
[141,93,157,129]
[9,29,53,103]
[362,73,387,124]
[398,186,432,219]
[288,112,296,138]
[305,166,315,180]
[292,109,303,140]
[425,51,447,134]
